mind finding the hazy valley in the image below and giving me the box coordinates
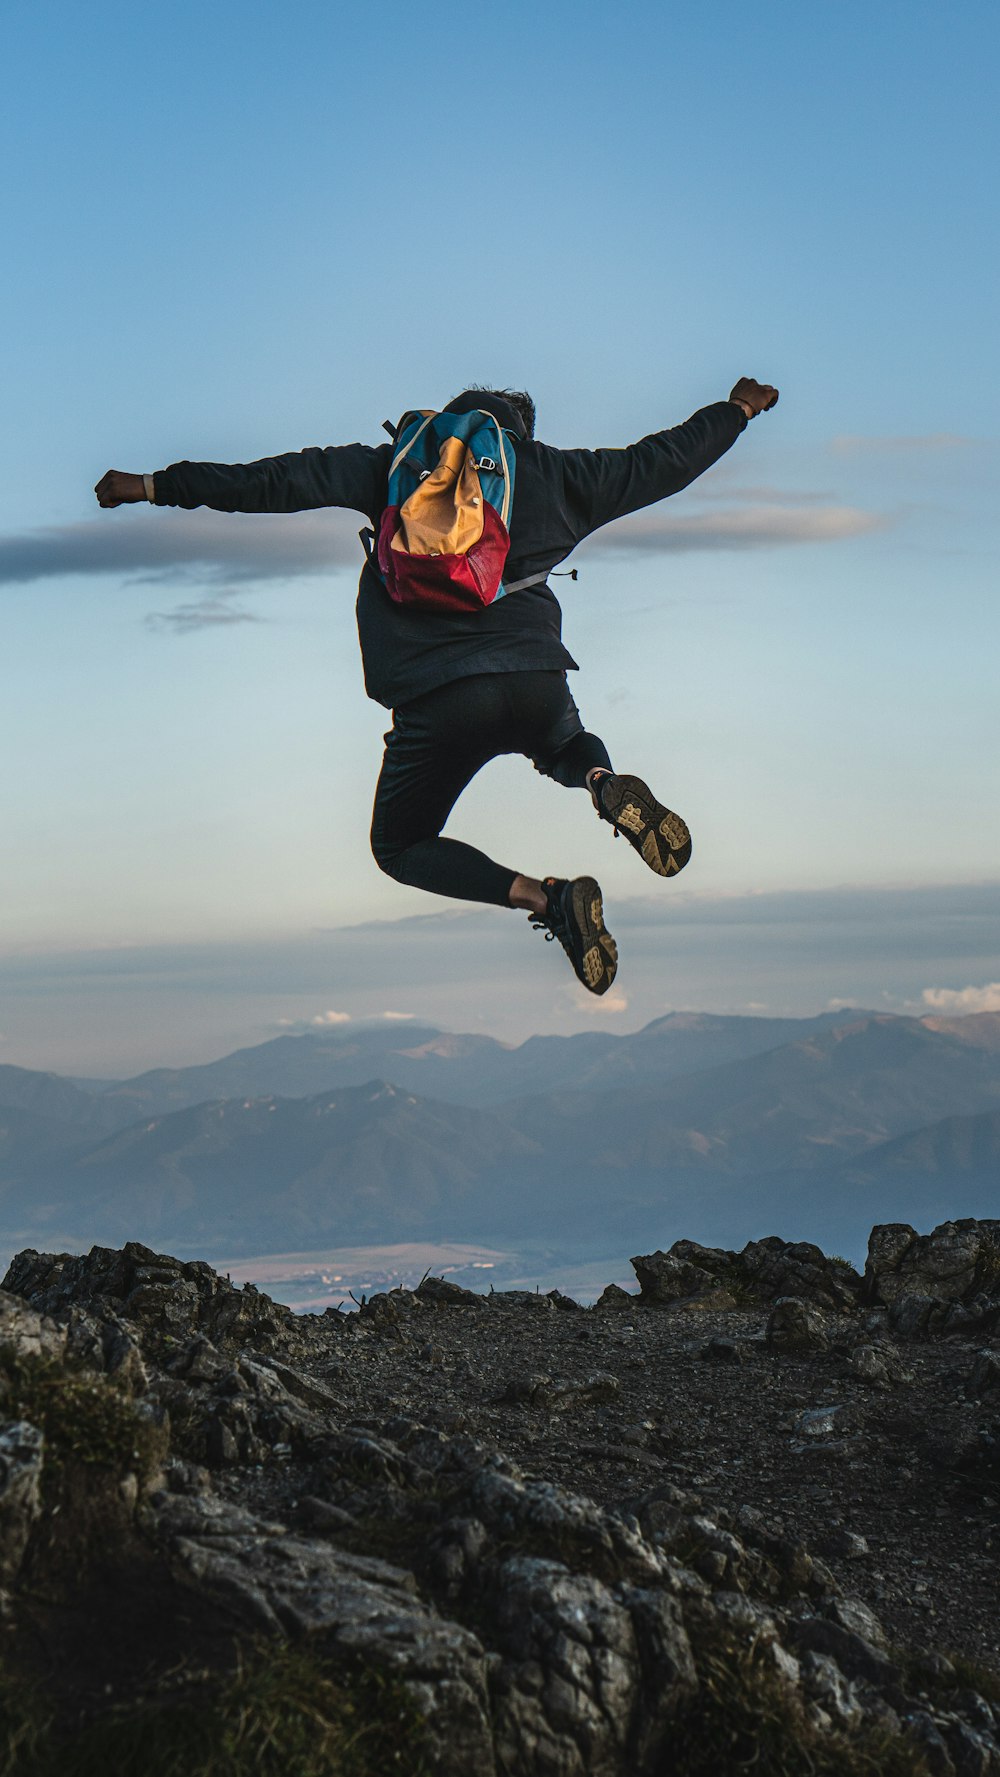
[2,1009,998,1283]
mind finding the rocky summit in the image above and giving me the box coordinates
[0,1220,998,1774]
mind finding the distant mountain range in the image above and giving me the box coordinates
[1,1010,998,1259]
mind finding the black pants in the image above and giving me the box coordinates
[370,671,613,906]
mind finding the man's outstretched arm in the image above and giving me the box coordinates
[95,442,388,519]
[553,377,779,539]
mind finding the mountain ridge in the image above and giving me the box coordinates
[2,1009,998,1259]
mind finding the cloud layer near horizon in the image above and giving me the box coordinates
[0,495,887,592]
[2,879,999,1076]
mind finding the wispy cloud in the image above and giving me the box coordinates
[572,987,629,1016]
[144,589,262,634]
[685,481,832,505]
[831,433,979,456]
[1,488,889,596]
[920,982,1000,1015]
[6,881,1000,1073]
[583,503,888,555]
[0,508,362,589]
[277,1009,353,1029]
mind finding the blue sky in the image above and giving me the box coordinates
[2,0,998,1072]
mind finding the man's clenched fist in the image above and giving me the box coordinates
[95,470,146,507]
[729,378,779,419]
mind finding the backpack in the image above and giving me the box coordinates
[364,408,523,612]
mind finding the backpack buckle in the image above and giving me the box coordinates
[476,456,497,473]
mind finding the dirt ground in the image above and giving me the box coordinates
[232,1293,1000,1672]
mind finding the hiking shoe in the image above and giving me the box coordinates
[530,876,618,995]
[592,772,692,877]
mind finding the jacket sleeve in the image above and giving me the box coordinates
[553,401,747,540]
[153,442,388,519]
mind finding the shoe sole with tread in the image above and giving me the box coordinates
[599,775,692,877]
[568,876,618,995]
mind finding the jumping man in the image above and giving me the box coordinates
[96,376,778,994]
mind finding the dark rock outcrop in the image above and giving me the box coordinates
[1,1231,999,1774]
[865,1219,1000,1309]
[632,1236,862,1312]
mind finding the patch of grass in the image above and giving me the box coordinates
[0,1348,165,1501]
[946,1649,1000,1706]
[895,1645,1000,1710]
[716,1276,764,1308]
[0,1667,46,1777]
[0,1644,432,1777]
[662,1622,931,1777]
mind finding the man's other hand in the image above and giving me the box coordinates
[729,378,779,419]
[95,470,146,507]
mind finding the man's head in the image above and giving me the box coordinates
[444,386,536,441]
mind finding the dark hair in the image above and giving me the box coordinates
[453,385,536,440]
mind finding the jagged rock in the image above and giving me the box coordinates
[793,1404,851,1438]
[2,1242,304,1360]
[466,1467,666,1589]
[889,1294,948,1339]
[942,1296,1000,1340]
[416,1276,483,1307]
[700,1334,750,1363]
[294,1496,358,1535]
[152,1492,495,1774]
[2,1237,1000,1774]
[487,1557,695,1777]
[630,1252,715,1304]
[152,1344,340,1469]
[785,1613,897,1688]
[966,1350,1000,1398]
[848,1342,914,1386]
[672,1287,738,1314]
[801,1649,864,1724]
[594,1284,633,1312]
[944,1718,998,1775]
[907,1711,957,1775]
[731,1239,861,1310]
[499,1373,556,1407]
[357,1288,422,1325]
[825,1592,889,1649]
[550,1374,620,1411]
[665,1236,862,1311]
[0,1291,66,1363]
[865,1220,1000,1310]
[820,1529,870,1559]
[766,1297,830,1353]
[0,1421,44,1586]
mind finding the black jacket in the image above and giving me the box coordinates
[153,397,746,710]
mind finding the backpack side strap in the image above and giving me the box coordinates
[504,568,579,593]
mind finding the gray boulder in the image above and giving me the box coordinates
[488,1556,695,1777]
[966,1349,1000,1398]
[734,1238,861,1311]
[152,1491,495,1775]
[888,1294,948,1339]
[630,1251,716,1304]
[2,1242,306,1360]
[766,1297,830,1353]
[634,1236,861,1311]
[0,1290,66,1363]
[864,1219,1000,1309]
[848,1343,913,1386]
[415,1275,483,1307]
